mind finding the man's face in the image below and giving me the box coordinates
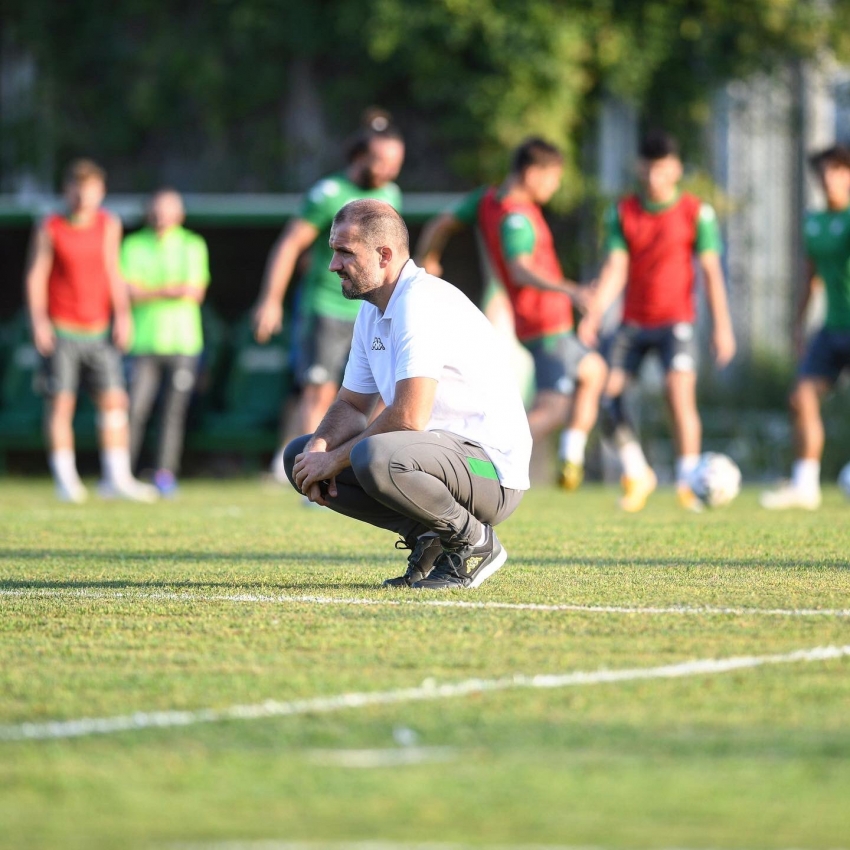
[524,163,563,205]
[65,177,105,213]
[356,138,405,189]
[821,162,850,206]
[149,191,185,231]
[328,221,385,303]
[638,155,682,201]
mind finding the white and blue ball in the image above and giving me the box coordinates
[689,452,742,508]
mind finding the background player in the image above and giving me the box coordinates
[253,112,405,481]
[25,159,157,503]
[761,145,850,510]
[416,138,606,488]
[123,189,210,496]
[579,131,736,512]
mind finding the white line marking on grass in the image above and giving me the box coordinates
[165,843,625,850]
[1,644,848,743]
[2,587,850,619]
[306,746,457,768]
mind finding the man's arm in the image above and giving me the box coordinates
[127,237,210,306]
[506,255,586,302]
[577,249,629,347]
[25,224,56,356]
[793,259,820,358]
[699,251,736,367]
[253,218,319,342]
[414,213,466,277]
[293,377,438,505]
[103,215,132,351]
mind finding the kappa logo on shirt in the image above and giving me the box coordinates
[371,337,386,351]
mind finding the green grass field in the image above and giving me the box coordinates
[1,478,849,850]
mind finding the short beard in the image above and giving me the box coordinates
[341,276,381,305]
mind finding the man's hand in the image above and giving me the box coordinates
[113,311,132,352]
[566,282,592,313]
[32,316,56,356]
[293,448,345,503]
[253,298,283,344]
[712,324,736,368]
[419,255,443,277]
[577,312,601,348]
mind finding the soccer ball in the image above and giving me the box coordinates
[838,462,850,500]
[689,452,742,508]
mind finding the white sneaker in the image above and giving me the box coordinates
[56,480,89,504]
[98,478,159,503]
[760,483,821,511]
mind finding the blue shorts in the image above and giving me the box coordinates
[522,332,591,396]
[799,328,850,384]
[607,322,698,376]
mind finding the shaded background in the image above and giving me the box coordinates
[1,0,849,477]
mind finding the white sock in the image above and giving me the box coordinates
[101,447,133,486]
[619,440,649,479]
[560,429,587,465]
[50,449,82,491]
[792,459,820,492]
[676,454,700,487]
[474,525,487,547]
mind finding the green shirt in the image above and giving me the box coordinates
[804,207,850,330]
[603,195,723,255]
[299,173,402,321]
[121,226,210,356]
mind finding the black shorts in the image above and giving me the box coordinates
[39,335,125,398]
[607,322,698,376]
[799,327,850,384]
[522,332,591,396]
[293,313,355,387]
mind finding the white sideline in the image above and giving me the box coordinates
[164,844,850,850]
[1,587,850,618]
[1,644,848,743]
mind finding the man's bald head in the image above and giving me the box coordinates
[332,199,410,259]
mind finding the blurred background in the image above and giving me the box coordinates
[1,0,849,481]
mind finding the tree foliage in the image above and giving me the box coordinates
[2,0,848,198]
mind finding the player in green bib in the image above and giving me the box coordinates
[253,115,405,482]
[762,145,850,510]
[122,189,210,496]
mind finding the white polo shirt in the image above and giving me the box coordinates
[342,259,532,490]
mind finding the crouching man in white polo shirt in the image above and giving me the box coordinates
[283,198,532,589]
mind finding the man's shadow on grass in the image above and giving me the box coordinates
[1,548,846,595]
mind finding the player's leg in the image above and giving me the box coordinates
[89,340,158,502]
[522,334,580,486]
[42,339,86,502]
[660,324,702,511]
[128,355,161,471]
[665,369,702,511]
[761,328,839,510]
[282,433,442,582]
[760,378,829,509]
[153,354,199,496]
[600,326,656,511]
[559,344,607,490]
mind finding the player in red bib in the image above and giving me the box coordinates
[580,131,736,512]
[415,138,606,488]
[26,159,157,503]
